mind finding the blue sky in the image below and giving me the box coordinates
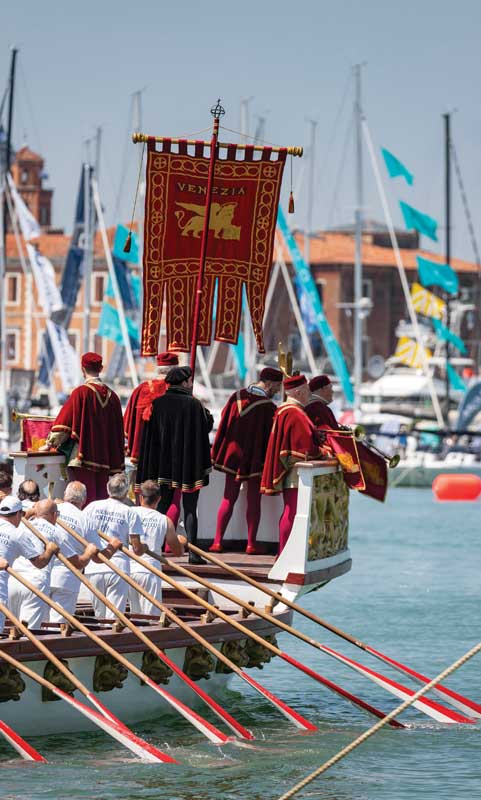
[2,0,481,262]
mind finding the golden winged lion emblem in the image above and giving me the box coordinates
[174,201,241,240]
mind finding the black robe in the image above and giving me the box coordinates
[136,387,213,492]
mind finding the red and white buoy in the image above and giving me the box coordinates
[432,473,481,502]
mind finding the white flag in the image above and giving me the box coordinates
[26,244,63,315]
[46,320,81,394]
[7,174,41,242]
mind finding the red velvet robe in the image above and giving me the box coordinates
[124,378,167,463]
[304,397,340,429]
[211,389,276,481]
[51,381,124,473]
[261,402,323,494]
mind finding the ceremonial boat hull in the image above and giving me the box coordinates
[2,456,351,736]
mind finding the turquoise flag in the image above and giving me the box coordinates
[381,148,413,185]
[417,255,458,295]
[447,363,467,393]
[400,201,438,242]
[277,206,354,403]
[432,318,466,354]
[113,224,140,264]
[98,302,140,347]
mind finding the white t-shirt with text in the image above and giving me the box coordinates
[84,498,143,575]
[0,519,43,602]
[131,506,168,574]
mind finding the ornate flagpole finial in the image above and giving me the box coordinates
[211,99,225,120]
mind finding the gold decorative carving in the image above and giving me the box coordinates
[215,639,250,674]
[182,645,215,681]
[0,663,26,702]
[308,472,349,561]
[42,659,76,702]
[244,634,278,669]
[93,654,128,693]
[140,651,173,685]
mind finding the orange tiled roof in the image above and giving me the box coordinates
[6,227,480,274]
[292,231,478,274]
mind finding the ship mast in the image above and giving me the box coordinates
[443,112,451,418]
[353,64,364,416]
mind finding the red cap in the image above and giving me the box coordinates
[260,367,283,382]
[284,374,307,390]
[309,375,331,392]
[157,351,179,367]
[81,352,103,370]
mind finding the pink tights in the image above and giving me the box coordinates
[213,474,262,549]
[278,488,298,554]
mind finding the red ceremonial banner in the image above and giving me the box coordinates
[325,430,388,502]
[141,139,286,356]
[21,419,54,452]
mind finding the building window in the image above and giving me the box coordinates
[21,170,29,185]
[6,330,19,363]
[362,278,373,301]
[39,206,49,226]
[68,331,79,353]
[6,274,21,305]
[93,273,107,304]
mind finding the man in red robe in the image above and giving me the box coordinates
[305,374,340,429]
[42,353,124,504]
[124,352,179,464]
[261,375,326,554]
[210,367,283,555]
[306,375,388,501]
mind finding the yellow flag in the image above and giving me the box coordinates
[411,282,445,319]
[394,336,432,368]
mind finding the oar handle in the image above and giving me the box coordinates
[0,601,88,697]
[182,537,364,650]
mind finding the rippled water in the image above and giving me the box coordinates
[1,488,480,799]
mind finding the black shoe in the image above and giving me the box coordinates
[188,552,207,565]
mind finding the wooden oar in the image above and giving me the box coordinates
[187,542,481,720]
[0,719,46,763]
[108,549,404,728]
[160,550,472,725]
[0,642,175,763]
[89,527,316,733]
[19,521,231,746]
[54,520,253,742]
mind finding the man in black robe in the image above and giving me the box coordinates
[137,366,213,564]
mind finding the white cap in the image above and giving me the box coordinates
[0,495,23,515]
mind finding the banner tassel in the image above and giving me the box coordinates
[288,191,295,214]
[123,232,132,253]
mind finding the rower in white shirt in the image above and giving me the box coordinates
[55,481,122,625]
[0,496,58,633]
[83,473,144,619]
[129,480,183,616]
[9,498,95,629]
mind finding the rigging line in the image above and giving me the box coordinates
[450,138,481,270]
[327,111,354,229]
[219,124,283,147]
[317,68,352,192]
[113,94,135,226]
[18,57,43,154]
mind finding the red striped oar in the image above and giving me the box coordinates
[189,544,481,719]
[56,519,253,741]
[0,719,47,763]
[162,552,471,725]
[141,555,404,728]
[90,527,315,735]
[320,646,474,724]
[359,646,481,720]
[4,572,229,748]
[0,648,175,763]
